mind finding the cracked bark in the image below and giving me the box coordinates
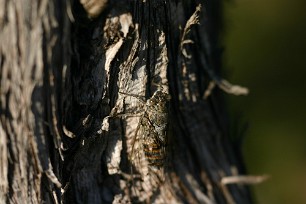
[0,0,253,203]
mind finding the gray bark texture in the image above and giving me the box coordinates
[0,0,253,203]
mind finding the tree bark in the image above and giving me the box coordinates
[0,0,253,203]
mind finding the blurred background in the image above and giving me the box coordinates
[223,0,306,203]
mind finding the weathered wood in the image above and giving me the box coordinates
[0,0,253,203]
[0,0,69,203]
[61,0,252,203]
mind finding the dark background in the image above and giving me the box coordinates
[223,0,306,203]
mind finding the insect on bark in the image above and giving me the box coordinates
[130,89,170,169]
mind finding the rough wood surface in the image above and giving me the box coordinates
[0,0,69,202]
[0,0,253,203]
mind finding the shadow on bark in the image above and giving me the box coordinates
[0,0,257,203]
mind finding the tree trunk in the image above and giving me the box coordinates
[0,0,253,203]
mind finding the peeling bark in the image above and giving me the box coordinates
[0,0,254,203]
